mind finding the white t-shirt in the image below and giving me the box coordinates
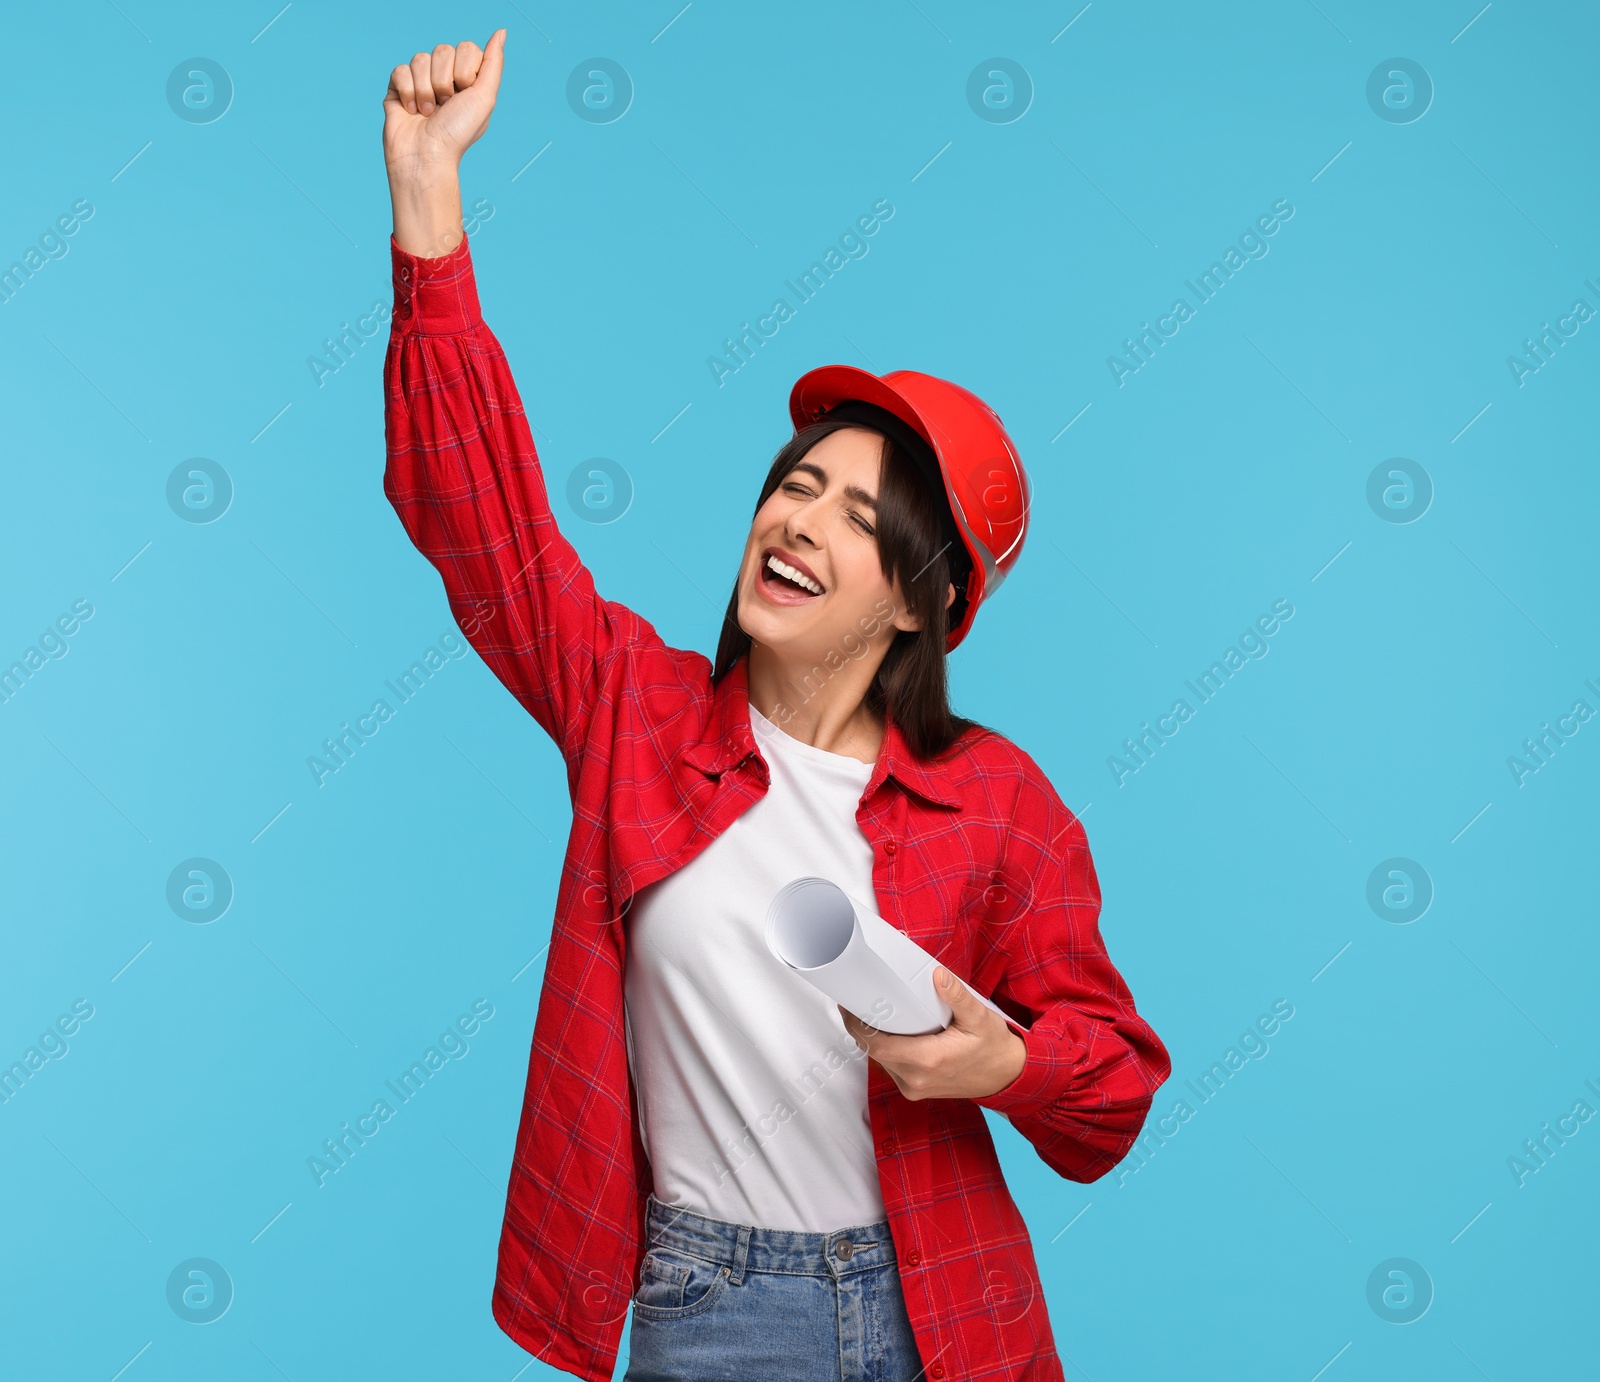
[622,702,886,1233]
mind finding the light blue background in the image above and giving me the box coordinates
[2,2,1595,1378]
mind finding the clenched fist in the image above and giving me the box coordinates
[383,29,506,174]
[383,29,506,258]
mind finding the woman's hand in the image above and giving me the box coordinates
[382,30,506,257]
[839,967,1027,1102]
[383,30,506,173]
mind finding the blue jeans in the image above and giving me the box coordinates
[622,1191,925,1382]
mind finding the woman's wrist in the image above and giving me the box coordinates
[993,1028,1027,1093]
[388,157,465,259]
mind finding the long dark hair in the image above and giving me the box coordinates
[712,408,986,760]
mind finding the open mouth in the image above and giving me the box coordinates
[759,550,825,600]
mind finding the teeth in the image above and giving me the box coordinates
[766,554,822,595]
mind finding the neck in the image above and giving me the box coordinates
[745,641,886,765]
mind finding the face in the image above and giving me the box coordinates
[736,427,932,663]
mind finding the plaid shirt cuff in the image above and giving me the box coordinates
[972,1021,1064,1119]
[390,231,481,336]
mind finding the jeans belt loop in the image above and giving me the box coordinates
[729,1223,752,1286]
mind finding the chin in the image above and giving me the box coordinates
[735,598,806,656]
[737,602,788,649]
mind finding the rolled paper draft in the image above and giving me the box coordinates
[765,876,1028,1036]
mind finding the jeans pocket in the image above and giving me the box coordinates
[632,1247,730,1320]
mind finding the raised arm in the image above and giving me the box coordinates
[381,32,667,772]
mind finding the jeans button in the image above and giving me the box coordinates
[834,1239,855,1261]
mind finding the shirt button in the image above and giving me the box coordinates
[880,1137,897,1155]
[884,839,898,855]
[930,1365,946,1379]
[905,1250,921,1267]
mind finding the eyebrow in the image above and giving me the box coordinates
[788,461,877,509]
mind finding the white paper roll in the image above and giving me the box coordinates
[764,877,1027,1036]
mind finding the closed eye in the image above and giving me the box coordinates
[782,482,876,536]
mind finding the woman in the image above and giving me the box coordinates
[382,31,1170,1382]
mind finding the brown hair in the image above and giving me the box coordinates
[711,409,986,760]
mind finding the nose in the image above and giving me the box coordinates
[784,502,822,550]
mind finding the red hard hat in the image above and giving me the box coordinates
[789,365,1031,651]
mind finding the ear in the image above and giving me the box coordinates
[889,581,957,635]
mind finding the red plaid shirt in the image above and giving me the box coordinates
[383,232,1171,1382]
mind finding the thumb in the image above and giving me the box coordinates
[935,965,975,1016]
[477,28,507,101]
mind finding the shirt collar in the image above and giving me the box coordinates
[684,653,963,811]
